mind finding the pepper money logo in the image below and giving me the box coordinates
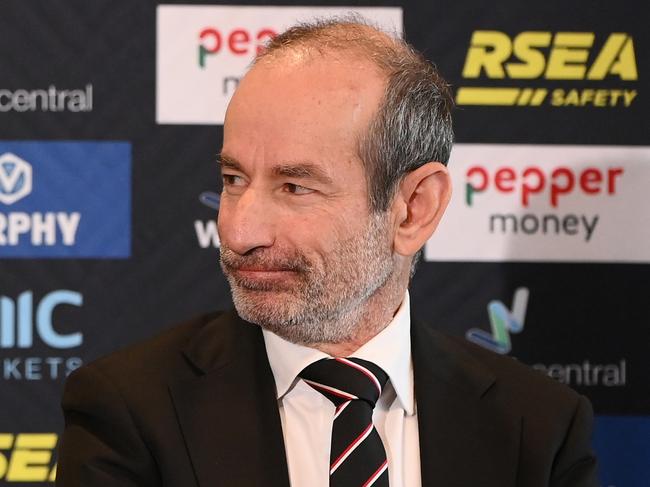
[156,5,402,125]
[456,31,638,107]
[425,144,650,262]
[466,287,529,354]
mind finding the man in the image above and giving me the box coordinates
[56,19,597,487]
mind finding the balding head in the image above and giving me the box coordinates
[253,17,454,214]
[255,17,404,72]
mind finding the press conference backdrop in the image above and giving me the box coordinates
[0,1,648,485]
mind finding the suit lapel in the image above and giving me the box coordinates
[412,318,521,487]
[169,311,290,487]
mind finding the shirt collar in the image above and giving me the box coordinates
[262,291,415,415]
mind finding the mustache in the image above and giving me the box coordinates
[220,246,311,273]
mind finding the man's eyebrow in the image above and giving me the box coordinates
[217,154,243,171]
[272,163,333,185]
[218,154,333,185]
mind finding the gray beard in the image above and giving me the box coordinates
[220,213,396,345]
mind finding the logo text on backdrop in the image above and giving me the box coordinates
[456,31,638,107]
[0,85,92,113]
[0,142,131,258]
[465,288,627,387]
[0,433,57,482]
[425,144,650,262]
[1,290,83,381]
[156,5,403,125]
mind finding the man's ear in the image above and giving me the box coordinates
[391,162,452,257]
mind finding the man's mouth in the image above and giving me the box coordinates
[219,249,309,288]
[236,266,292,272]
[234,267,295,277]
[226,264,300,285]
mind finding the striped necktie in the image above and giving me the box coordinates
[300,357,390,487]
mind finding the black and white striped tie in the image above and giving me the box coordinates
[300,357,390,487]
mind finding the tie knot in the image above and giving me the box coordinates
[299,357,389,408]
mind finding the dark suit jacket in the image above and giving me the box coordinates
[56,310,597,487]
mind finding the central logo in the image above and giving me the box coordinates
[0,153,32,205]
[466,287,529,354]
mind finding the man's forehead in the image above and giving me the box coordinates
[227,61,384,143]
[221,50,384,187]
[234,50,386,107]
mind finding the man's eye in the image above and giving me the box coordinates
[222,174,244,186]
[284,183,314,195]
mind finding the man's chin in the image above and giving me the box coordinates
[232,300,299,331]
[231,287,301,318]
[231,283,298,297]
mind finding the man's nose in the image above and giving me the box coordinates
[218,189,276,255]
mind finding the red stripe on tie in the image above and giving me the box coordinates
[330,423,373,474]
[303,379,357,400]
[334,400,351,419]
[361,459,388,487]
[336,357,382,395]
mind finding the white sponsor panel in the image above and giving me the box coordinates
[425,144,650,262]
[157,5,403,125]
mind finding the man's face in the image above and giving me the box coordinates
[218,54,396,344]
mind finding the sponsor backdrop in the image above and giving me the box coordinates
[0,0,647,485]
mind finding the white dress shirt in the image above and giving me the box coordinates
[262,292,421,487]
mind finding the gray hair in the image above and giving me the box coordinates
[256,16,454,275]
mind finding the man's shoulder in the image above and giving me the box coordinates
[416,324,585,413]
[412,324,597,484]
[75,310,239,390]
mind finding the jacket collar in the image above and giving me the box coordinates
[169,310,291,487]
[411,317,521,487]
[170,310,521,487]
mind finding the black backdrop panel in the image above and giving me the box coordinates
[0,1,647,485]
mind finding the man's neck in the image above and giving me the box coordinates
[309,277,407,357]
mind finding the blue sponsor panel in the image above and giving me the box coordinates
[594,416,650,487]
[0,141,131,258]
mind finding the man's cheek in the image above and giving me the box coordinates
[216,203,231,234]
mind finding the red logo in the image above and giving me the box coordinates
[465,165,624,207]
[198,27,277,68]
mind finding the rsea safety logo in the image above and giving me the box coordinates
[156,5,402,125]
[425,144,650,262]
[1,290,84,381]
[0,434,57,483]
[456,31,638,107]
[0,141,130,258]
